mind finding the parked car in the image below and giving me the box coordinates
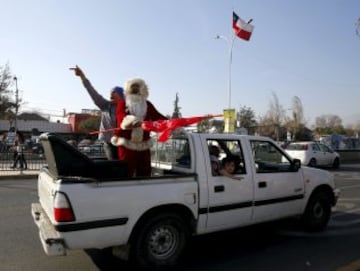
[285,141,340,168]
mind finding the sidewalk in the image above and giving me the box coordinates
[0,169,39,179]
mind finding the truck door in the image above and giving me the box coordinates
[249,140,305,223]
[202,138,254,231]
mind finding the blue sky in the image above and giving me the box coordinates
[1,0,360,126]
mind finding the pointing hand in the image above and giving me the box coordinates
[69,65,85,78]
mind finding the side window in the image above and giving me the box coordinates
[250,140,292,173]
[207,139,246,175]
[312,143,320,151]
[319,144,330,152]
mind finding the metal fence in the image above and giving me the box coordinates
[0,147,106,176]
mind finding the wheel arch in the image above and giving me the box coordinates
[308,184,336,206]
[308,157,317,166]
[128,204,196,244]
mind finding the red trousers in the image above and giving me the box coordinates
[118,146,151,177]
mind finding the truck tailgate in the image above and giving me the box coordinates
[32,168,198,253]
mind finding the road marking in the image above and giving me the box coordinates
[333,207,360,215]
[333,202,356,210]
[338,184,360,190]
[338,198,360,201]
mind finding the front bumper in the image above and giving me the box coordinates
[31,203,66,256]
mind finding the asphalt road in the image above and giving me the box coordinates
[0,165,360,271]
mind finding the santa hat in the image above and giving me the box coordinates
[124,78,149,99]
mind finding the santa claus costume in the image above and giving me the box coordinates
[111,78,167,177]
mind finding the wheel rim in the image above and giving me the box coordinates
[313,201,324,219]
[147,225,179,260]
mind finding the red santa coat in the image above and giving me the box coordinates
[113,99,167,177]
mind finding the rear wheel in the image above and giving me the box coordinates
[130,213,189,269]
[302,192,331,232]
[308,158,317,167]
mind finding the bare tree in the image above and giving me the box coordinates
[356,17,360,39]
[0,63,16,120]
[289,96,305,140]
[267,92,285,141]
[314,114,345,135]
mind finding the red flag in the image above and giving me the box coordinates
[232,12,254,41]
[142,114,222,142]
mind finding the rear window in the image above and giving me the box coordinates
[151,135,191,169]
[286,143,308,150]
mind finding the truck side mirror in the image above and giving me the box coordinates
[291,159,301,171]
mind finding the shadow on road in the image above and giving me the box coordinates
[84,223,292,271]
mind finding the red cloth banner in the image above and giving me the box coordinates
[142,114,222,142]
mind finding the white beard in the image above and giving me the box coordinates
[126,95,147,120]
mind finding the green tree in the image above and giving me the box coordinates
[0,63,16,119]
[197,118,211,133]
[171,93,182,119]
[237,106,257,134]
[78,117,101,132]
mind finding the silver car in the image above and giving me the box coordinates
[285,141,340,168]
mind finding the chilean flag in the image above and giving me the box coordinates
[232,12,254,41]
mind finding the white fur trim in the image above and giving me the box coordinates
[124,78,149,99]
[112,137,152,151]
[111,136,126,146]
[121,115,139,130]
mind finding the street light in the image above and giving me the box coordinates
[215,34,237,133]
[13,76,19,131]
[214,34,236,109]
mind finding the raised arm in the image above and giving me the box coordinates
[70,65,109,110]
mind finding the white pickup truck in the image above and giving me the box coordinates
[31,132,339,269]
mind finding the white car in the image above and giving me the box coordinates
[285,141,340,168]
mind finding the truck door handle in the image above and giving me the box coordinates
[214,185,225,193]
[258,182,267,188]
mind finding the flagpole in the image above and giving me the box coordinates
[216,12,253,134]
[215,34,235,109]
[228,34,236,109]
[215,34,236,133]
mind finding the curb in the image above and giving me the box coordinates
[0,172,39,180]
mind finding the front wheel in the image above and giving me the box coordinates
[308,158,317,167]
[302,192,331,232]
[130,213,189,269]
[332,157,340,169]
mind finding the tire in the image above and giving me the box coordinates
[308,158,317,167]
[332,157,340,169]
[302,192,331,232]
[130,213,189,269]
